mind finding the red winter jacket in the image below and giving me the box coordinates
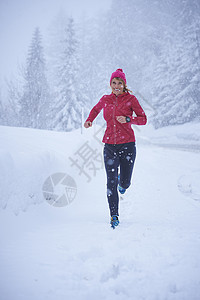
[86,92,147,144]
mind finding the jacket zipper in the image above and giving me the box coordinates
[113,95,118,144]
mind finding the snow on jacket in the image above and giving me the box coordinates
[86,92,147,144]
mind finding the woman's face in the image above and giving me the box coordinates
[110,78,124,96]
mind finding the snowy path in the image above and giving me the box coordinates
[0,126,200,300]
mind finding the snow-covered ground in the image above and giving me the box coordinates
[0,123,200,300]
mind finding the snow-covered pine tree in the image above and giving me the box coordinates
[152,0,200,128]
[178,0,200,122]
[0,90,6,125]
[53,17,84,131]
[46,10,69,90]
[77,15,105,106]
[151,29,184,128]
[5,79,22,127]
[20,27,50,129]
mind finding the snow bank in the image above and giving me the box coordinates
[137,121,200,152]
[0,125,104,214]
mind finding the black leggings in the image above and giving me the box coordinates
[103,142,136,216]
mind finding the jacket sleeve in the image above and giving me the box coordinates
[86,97,105,123]
[130,96,147,125]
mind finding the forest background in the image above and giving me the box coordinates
[0,0,199,131]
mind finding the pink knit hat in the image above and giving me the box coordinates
[110,68,127,85]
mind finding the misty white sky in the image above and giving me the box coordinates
[0,0,112,93]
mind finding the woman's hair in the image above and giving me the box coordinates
[112,77,133,94]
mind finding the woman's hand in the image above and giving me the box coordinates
[84,121,92,128]
[116,116,127,124]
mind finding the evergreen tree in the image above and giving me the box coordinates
[0,90,5,125]
[20,27,50,129]
[179,0,200,121]
[77,15,105,105]
[5,79,22,126]
[53,17,85,131]
[152,0,200,127]
[46,10,69,89]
